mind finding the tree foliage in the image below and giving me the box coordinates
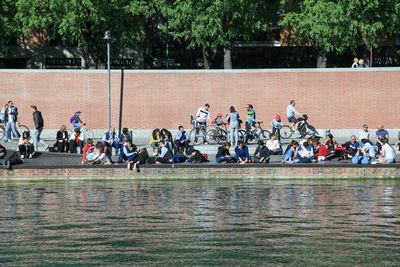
[280,0,400,67]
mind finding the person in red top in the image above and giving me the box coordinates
[69,128,84,153]
[82,138,95,164]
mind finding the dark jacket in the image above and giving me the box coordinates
[4,107,18,122]
[254,146,269,158]
[216,147,231,158]
[33,111,44,129]
[56,131,69,141]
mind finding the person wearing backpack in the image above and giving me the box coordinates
[70,110,85,130]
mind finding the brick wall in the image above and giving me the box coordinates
[1,166,399,179]
[1,69,399,130]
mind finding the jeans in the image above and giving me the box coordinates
[282,149,294,161]
[216,156,233,163]
[230,126,238,144]
[72,123,81,129]
[352,155,362,164]
[86,151,96,160]
[33,127,48,151]
[5,121,19,140]
[269,147,283,155]
[120,153,137,161]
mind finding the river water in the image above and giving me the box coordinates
[0,180,400,266]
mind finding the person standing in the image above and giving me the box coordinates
[4,100,19,142]
[31,105,49,152]
[226,106,240,146]
[196,104,211,125]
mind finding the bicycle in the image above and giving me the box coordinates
[238,121,270,144]
[0,122,29,140]
[280,116,320,139]
[188,114,210,145]
[68,125,94,139]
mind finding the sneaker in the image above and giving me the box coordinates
[4,139,9,143]
[5,160,10,170]
[117,159,123,163]
[45,144,49,151]
[21,155,24,159]
[29,154,33,158]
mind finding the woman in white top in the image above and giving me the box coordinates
[266,133,282,155]
[378,139,396,164]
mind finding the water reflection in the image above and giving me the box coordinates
[0,180,399,265]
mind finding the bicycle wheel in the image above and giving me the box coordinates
[85,129,94,139]
[238,130,246,143]
[280,125,293,139]
[67,129,74,138]
[206,129,217,145]
[0,126,4,139]
[189,128,205,145]
[259,130,271,143]
[17,124,29,136]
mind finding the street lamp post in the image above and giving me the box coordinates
[104,30,111,130]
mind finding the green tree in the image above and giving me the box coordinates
[160,0,278,69]
[280,0,400,67]
[0,0,18,55]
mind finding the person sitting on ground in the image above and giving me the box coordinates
[69,128,84,154]
[235,140,250,163]
[323,133,338,153]
[128,148,149,172]
[116,128,131,156]
[70,110,85,130]
[253,140,270,163]
[3,152,23,170]
[282,140,299,163]
[376,125,389,154]
[216,142,234,163]
[156,141,173,164]
[188,149,208,163]
[150,128,161,156]
[270,115,283,140]
[361,139,377,164]
[160,128,174,151]
[359,124,369,141]
[118,139,138,163]
[88,142,112,164]
[102,127,117,154]
[55,125,69,152]
[378,138,396,164]
[313,137,328,161]
[266,133,283,155]
[293,141,314,163]
[81,138,96,164]
[18,131,34,159]
[343,135,360,158]
[172,150,187,163]
[175,126,190,155]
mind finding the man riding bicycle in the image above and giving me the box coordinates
[245,104,262,140]
[70,110,86,130]
[286,100,302,132]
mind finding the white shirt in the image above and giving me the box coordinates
[298,145,314,158]
[363,142,376,158]
[286,105,301,118]
[266,140,280,151]
[382,144,396,161]
[359,130,369,141]
[196,107,211,122]
[7,107,14,123]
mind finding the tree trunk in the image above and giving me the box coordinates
[202,46,212,69]
[223,46,232,69]
[316,53,327,68]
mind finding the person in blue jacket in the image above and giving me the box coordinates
[235,140,250,163]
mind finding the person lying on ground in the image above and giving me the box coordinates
[0,143,6,160]
[156,141,173,164]
[235,140,250,163]
[3,152,23,170]
[378,138,396,164]
[55,125,69,152]
[253,140,270,163]
[128,148,149,172]
[81,138,95,164]
[150,128,161,156]
[172,150,187,163]
[175,126,190,155]
[293,141,314,163]
[69,128,84,154]
[282,140,299,163]
[118,139,138,163]
[187,149,208,163]
[18,131,34,159]
[216,142,235,163]
[87,142,112,164]
[266,133,282,155]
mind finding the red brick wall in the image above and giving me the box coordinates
[0,69,399,130]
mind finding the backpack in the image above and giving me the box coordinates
[70,116,75,123]
[202,153,208,160]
